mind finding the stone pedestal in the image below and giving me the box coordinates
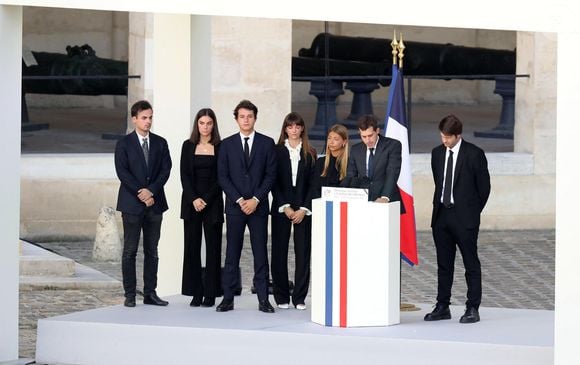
[344,80,380,126]
[474,77,515,139]
[93,206,122,262]
[307,80,344,140]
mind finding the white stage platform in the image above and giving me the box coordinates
[36,294,554,365]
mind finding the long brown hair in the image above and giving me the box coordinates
[277,112,316,161]
[322,124,349,180]
[189,108,221,145]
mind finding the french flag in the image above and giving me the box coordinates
[384,64,419,266]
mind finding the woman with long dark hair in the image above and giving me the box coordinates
[270,112,317,310]
[180,108,223,307]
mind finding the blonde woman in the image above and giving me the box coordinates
[310,124,349,199]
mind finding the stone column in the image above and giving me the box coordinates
[0,5,21,361]
[112,11,128,108]
[190,15,212,123]
[150,13,191,296]
[211,16,292,139]
[127,12,154,133]
[514,32,557,175]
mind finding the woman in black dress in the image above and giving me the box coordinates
[310,123,350,199]
[270,112,317,310]
[180,108,223,307]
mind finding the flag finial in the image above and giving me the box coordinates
[391,30,398,66]
[397,33,405,69]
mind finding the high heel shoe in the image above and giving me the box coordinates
[201,297,215,307]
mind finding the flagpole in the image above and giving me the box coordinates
[323,22,330,152]
[399,33,412,149]
[393,32,420,312]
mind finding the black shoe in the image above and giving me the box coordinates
[124,297,136,307]
[201,297,215,307]
[143,293,169,306]
[424,304,451,321]
[190,296,202,307]
[216,298,234,312]
[460,307,480,324]
[258,299,275,313]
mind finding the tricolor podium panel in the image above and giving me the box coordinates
[311,198,400,327]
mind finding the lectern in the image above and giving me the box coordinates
[311,191,400,327]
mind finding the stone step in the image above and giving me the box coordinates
[19,240,122,291]
[20,240,76,277]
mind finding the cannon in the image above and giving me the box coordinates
[22,44,129,131]
[293,33,517,140]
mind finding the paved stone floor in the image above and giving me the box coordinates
[19,229,555,359]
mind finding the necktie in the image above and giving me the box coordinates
[367,147,375,178]
[243,137,250,166]
[142,137,149,166]
[443,150,454,207]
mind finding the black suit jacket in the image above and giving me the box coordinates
[431,139,491,229]
[344,135,402,203]
[217,132,277,217]
[114,131,172,215]
[179,140,224,223]
[270,144,316,216]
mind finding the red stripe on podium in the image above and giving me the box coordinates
[339,202,348,327]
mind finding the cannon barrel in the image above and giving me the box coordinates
[296,33,515,77]
[23,44,128,96]
[293,33,517,140]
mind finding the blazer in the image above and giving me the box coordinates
[179,140,224,224]
[344,135,402,203]
[309,155,343,200]
[431,139,491,229]
[114,131,172,215]
[270,144,316,216]
[217,132,277,217]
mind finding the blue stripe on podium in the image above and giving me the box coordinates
[325,201,333,326]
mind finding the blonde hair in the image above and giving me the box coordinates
[322,124,349,180]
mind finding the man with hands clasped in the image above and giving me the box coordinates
[114,100,172,308]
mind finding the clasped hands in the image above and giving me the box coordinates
[239,198,258,215]
[284,206,306,225]
[192,198,207,212]
[137,188,155,207]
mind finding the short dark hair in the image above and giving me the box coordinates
[357,114,379,131]
[233,99,258,119]
[130,100,153,118]
[438,114,463,136]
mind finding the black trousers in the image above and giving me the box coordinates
[181,214,223,298]
[432,205,482,309]
[121,209,162,298]
[271,214,311,306]
[222,214,269,301]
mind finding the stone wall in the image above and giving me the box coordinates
[20,152,554,241]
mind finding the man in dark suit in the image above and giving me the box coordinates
[114,100,172,308]
[424,114,490,324]
[344,114,402,205]
[216,99,277,313]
